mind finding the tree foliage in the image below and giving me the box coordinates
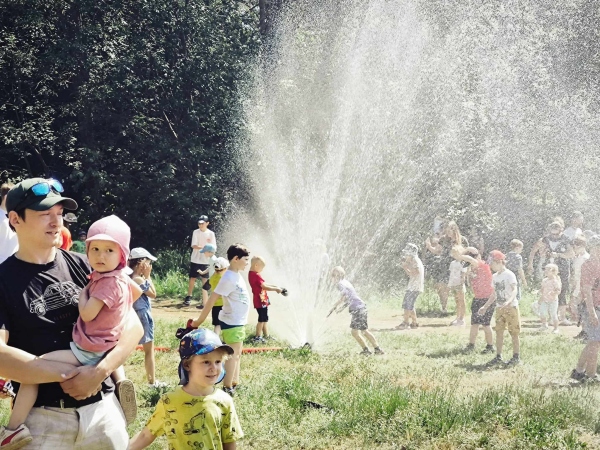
[0,0,260,251]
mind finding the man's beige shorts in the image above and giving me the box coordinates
[23,393,128,449]
[494,306,521,334]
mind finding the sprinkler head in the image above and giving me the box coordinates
[302,342,312,350]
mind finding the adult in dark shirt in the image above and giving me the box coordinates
[0,178,143,449]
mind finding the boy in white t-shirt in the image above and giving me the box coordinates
[478,250,520,366]
[396,243,424,330]
[183,216,217,307]
[191,244,250,397]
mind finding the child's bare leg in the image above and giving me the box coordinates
[201,287,208,305]
[214,324,221,334]
[456,290,465,320]
[410,310,417,323]
[224,342,242,387]
[483,326,493,345]
[255,322,262,337]
[436,283,448,311]
[558,305,567,321]
[8,350,80,429]
[469,324,478,344]
[362,329,379,348]
[496,330,504,356]
[402,310,410,324]
[263,323,269,337]
[142,341,156,384]
[576,342,600,376]
[351,329,367,349]
[510,333,520,355]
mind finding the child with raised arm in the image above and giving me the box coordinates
[328,266,384,355]
[460,247,495,353]
[210,257,230,335]
[396,243,424,330]
[537,263,562,333]
[248,256,286,342]
[478,250,521,366]
[129,328,242,450]
[190,244,251,397]
[2,215,137,448]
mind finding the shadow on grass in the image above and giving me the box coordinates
[420,347,467,358]
[416,310,453,318]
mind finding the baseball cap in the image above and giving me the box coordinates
[214,257,229,270]
[200,244,216,253]
[63,212,78,223]
[86,215,131,267]
[489,250,505,261]
[130,247,157,261]
[6,178,77,213]
[198,215,209,223]
[178,328,233,385]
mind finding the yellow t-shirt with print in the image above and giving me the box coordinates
[210,272,224,307]
[146,386,243,450]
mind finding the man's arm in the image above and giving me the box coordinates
[60,308,143,400]
[0,330,77,384]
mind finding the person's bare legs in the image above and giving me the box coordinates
[214,323,221,334]
[351,329,368,349]
[496,330,504,356]
[224,342,242,387]
[361,329,379,348]
[510,333,520,355]
[187,277,196,297]
[483,325,493,345]
[410,310,417,324]
[436,283,448,312]
[263,322,270,338]
[142,341,156,384]
[576,342,600,377]
[455,290,466,321]
[469,324,479,344]
[255,322,263,338]
[8,350,80,429]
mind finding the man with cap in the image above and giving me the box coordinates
[0,178,143,449]
[183,215,216,307]
[0,183,18,264]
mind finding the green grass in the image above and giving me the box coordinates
[2,286,600,449]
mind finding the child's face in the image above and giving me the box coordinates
[490,260,504,273]
[513,245,523,254]
[198,222,209,232]
[251,260,265,273]
[186,350,226,388]
[88,240,122,273]
[229,255,249,271]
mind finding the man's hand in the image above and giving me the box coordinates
[60,365,104,400]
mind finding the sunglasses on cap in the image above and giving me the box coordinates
[27,179,64,197]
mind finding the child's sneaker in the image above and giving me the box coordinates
[575,330,587,340]
[537,324,549,332]
[463,343,475,353]
[395,322,410,330]
[0,424,32,449]
[374,347,384,355]
[552,328,560,334]
[487,355,504,366]
[359,348,372,356]
[570,369,586,381]
[182,296,191,306]
[195,303,204,309]
[505,355,521,366]
[481,345,495,354]
[252,336,265,343]
[410,322,419,329]
[116,379,138,426]
[560,319,572,326]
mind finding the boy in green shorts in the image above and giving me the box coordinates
[191,244,250,396]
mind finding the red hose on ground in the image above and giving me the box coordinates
[136,345,284,354]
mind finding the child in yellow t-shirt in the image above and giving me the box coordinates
[210,257,229,335]
[129,328,243,450]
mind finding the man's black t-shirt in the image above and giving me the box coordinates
[0,249,114,407]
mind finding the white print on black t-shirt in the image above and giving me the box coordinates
[29,281,81,316]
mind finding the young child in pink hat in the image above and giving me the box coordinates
[3,215,137,449]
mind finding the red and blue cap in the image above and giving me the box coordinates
[178,328,233,385]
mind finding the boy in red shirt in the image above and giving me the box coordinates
[248,256,285,343]
[460,247,495,353]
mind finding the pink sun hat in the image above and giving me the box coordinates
[85,215,131,267]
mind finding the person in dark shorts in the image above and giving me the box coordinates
[329,266,384,355]
[183,216,216,307]
[248,256,286,342]
[460,247,495,353]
